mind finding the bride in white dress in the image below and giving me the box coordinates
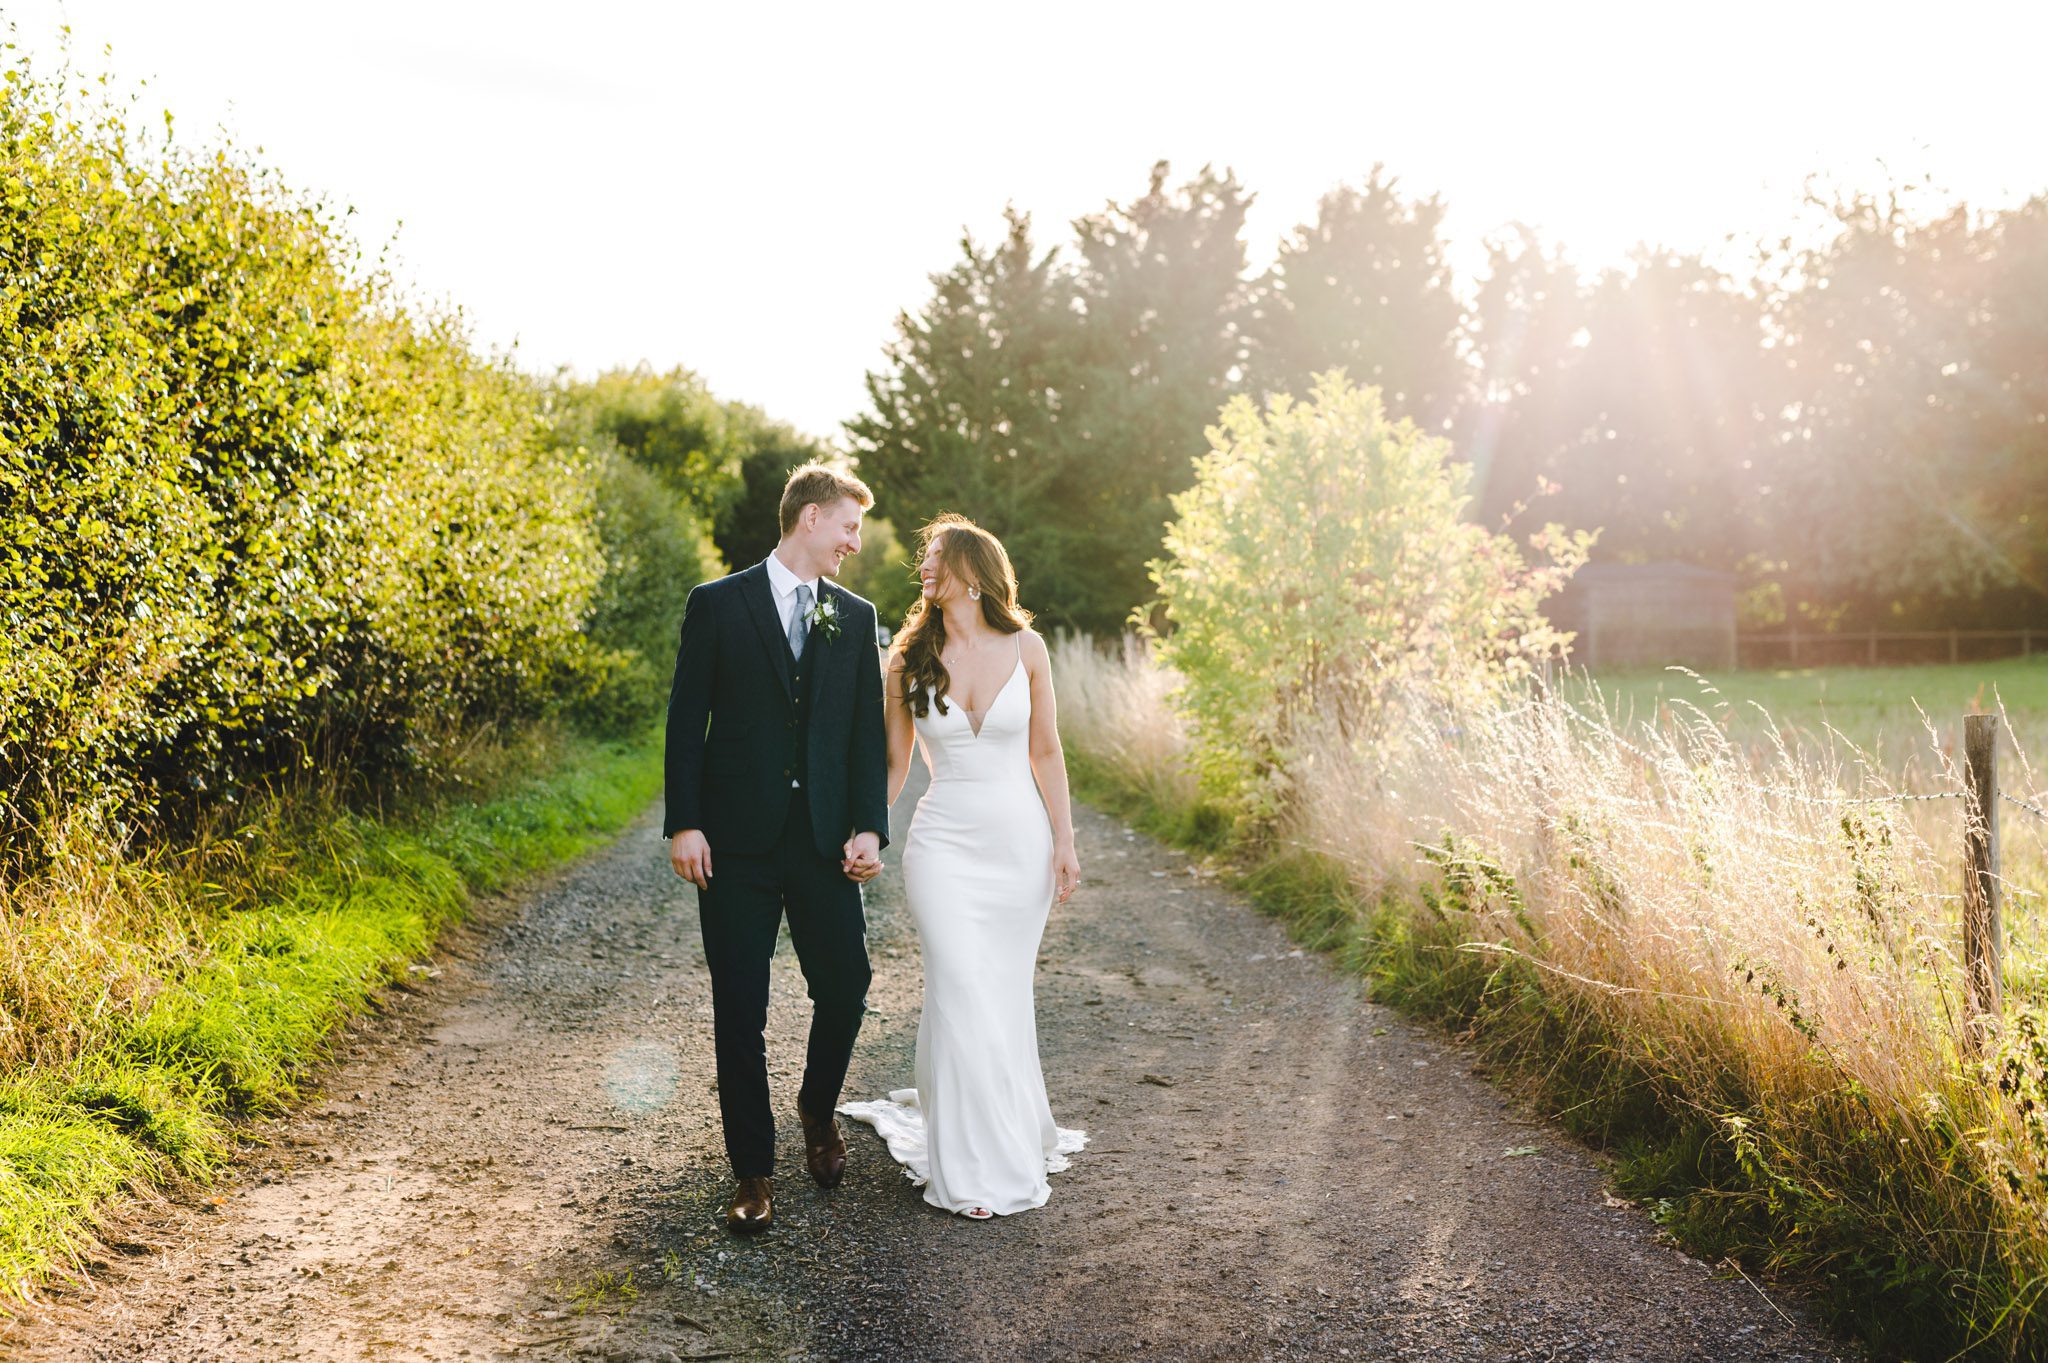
[838,514,1086,1218]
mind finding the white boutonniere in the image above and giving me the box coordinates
[808,594,842,643]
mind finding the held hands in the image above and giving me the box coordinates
[1053,841,1081,904]
[672,829,878,886]
[670,830,712,888]
[842,831,883,883]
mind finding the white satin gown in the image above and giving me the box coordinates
[839,636,1086,1215]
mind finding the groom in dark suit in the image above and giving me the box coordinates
[664,463,890,1233]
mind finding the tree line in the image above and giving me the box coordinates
[850,162,2048,636]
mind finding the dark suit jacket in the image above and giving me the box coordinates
[662,561,890,860]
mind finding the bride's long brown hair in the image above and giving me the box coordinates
[892,514,1032,719]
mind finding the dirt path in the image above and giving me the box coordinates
[5,759,1849,1362]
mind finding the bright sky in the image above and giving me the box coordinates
[6,1,2045,440]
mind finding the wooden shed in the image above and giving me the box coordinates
[1545,562,1737,671]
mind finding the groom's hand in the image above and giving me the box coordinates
[670,830,713,888]
[841,831,882,883]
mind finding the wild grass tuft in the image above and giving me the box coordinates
[563,1266,639,1315]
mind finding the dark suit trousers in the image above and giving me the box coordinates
[696,796,872,1179]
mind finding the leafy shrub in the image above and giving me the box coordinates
[1148,371,1590,812]
[570,442,718,732]
[0,56,607,847]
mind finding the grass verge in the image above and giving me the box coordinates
[0,724,663,1299]
[1068,758,1968,1355]
[1054,632,2048,1361]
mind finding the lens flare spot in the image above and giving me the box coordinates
[602,1041,679,1115]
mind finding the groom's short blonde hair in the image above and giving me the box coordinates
[779,463,874,535]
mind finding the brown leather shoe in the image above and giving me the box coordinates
[726,1176,772,1233]
[799,1104,847,1188]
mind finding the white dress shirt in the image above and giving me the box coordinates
[763,551,820,640]
[763,552,819,791]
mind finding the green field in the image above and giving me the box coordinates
[1586,657,2048,767]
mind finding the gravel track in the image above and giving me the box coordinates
[4,757,1850,1362]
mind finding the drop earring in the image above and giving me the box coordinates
[968,587,981,601]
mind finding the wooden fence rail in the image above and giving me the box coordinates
[1738,629,2041,669]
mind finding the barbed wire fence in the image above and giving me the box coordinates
[2004,790,2048,824]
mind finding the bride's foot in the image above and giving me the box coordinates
[960,1205,994,1220]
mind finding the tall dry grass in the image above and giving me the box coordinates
[1052,632,1201,821]
[1052,633,2048,1355]
[0,808,193,1075]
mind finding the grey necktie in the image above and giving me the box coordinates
[788,583,812,657]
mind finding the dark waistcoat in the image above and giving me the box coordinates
[784,632,815,797]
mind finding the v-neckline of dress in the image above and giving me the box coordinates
[958,658,1024,739]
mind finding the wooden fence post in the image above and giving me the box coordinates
[1963,713,2003,1035]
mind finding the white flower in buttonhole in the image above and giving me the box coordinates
[808,595,842,643]
[602,1041,679,1115]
